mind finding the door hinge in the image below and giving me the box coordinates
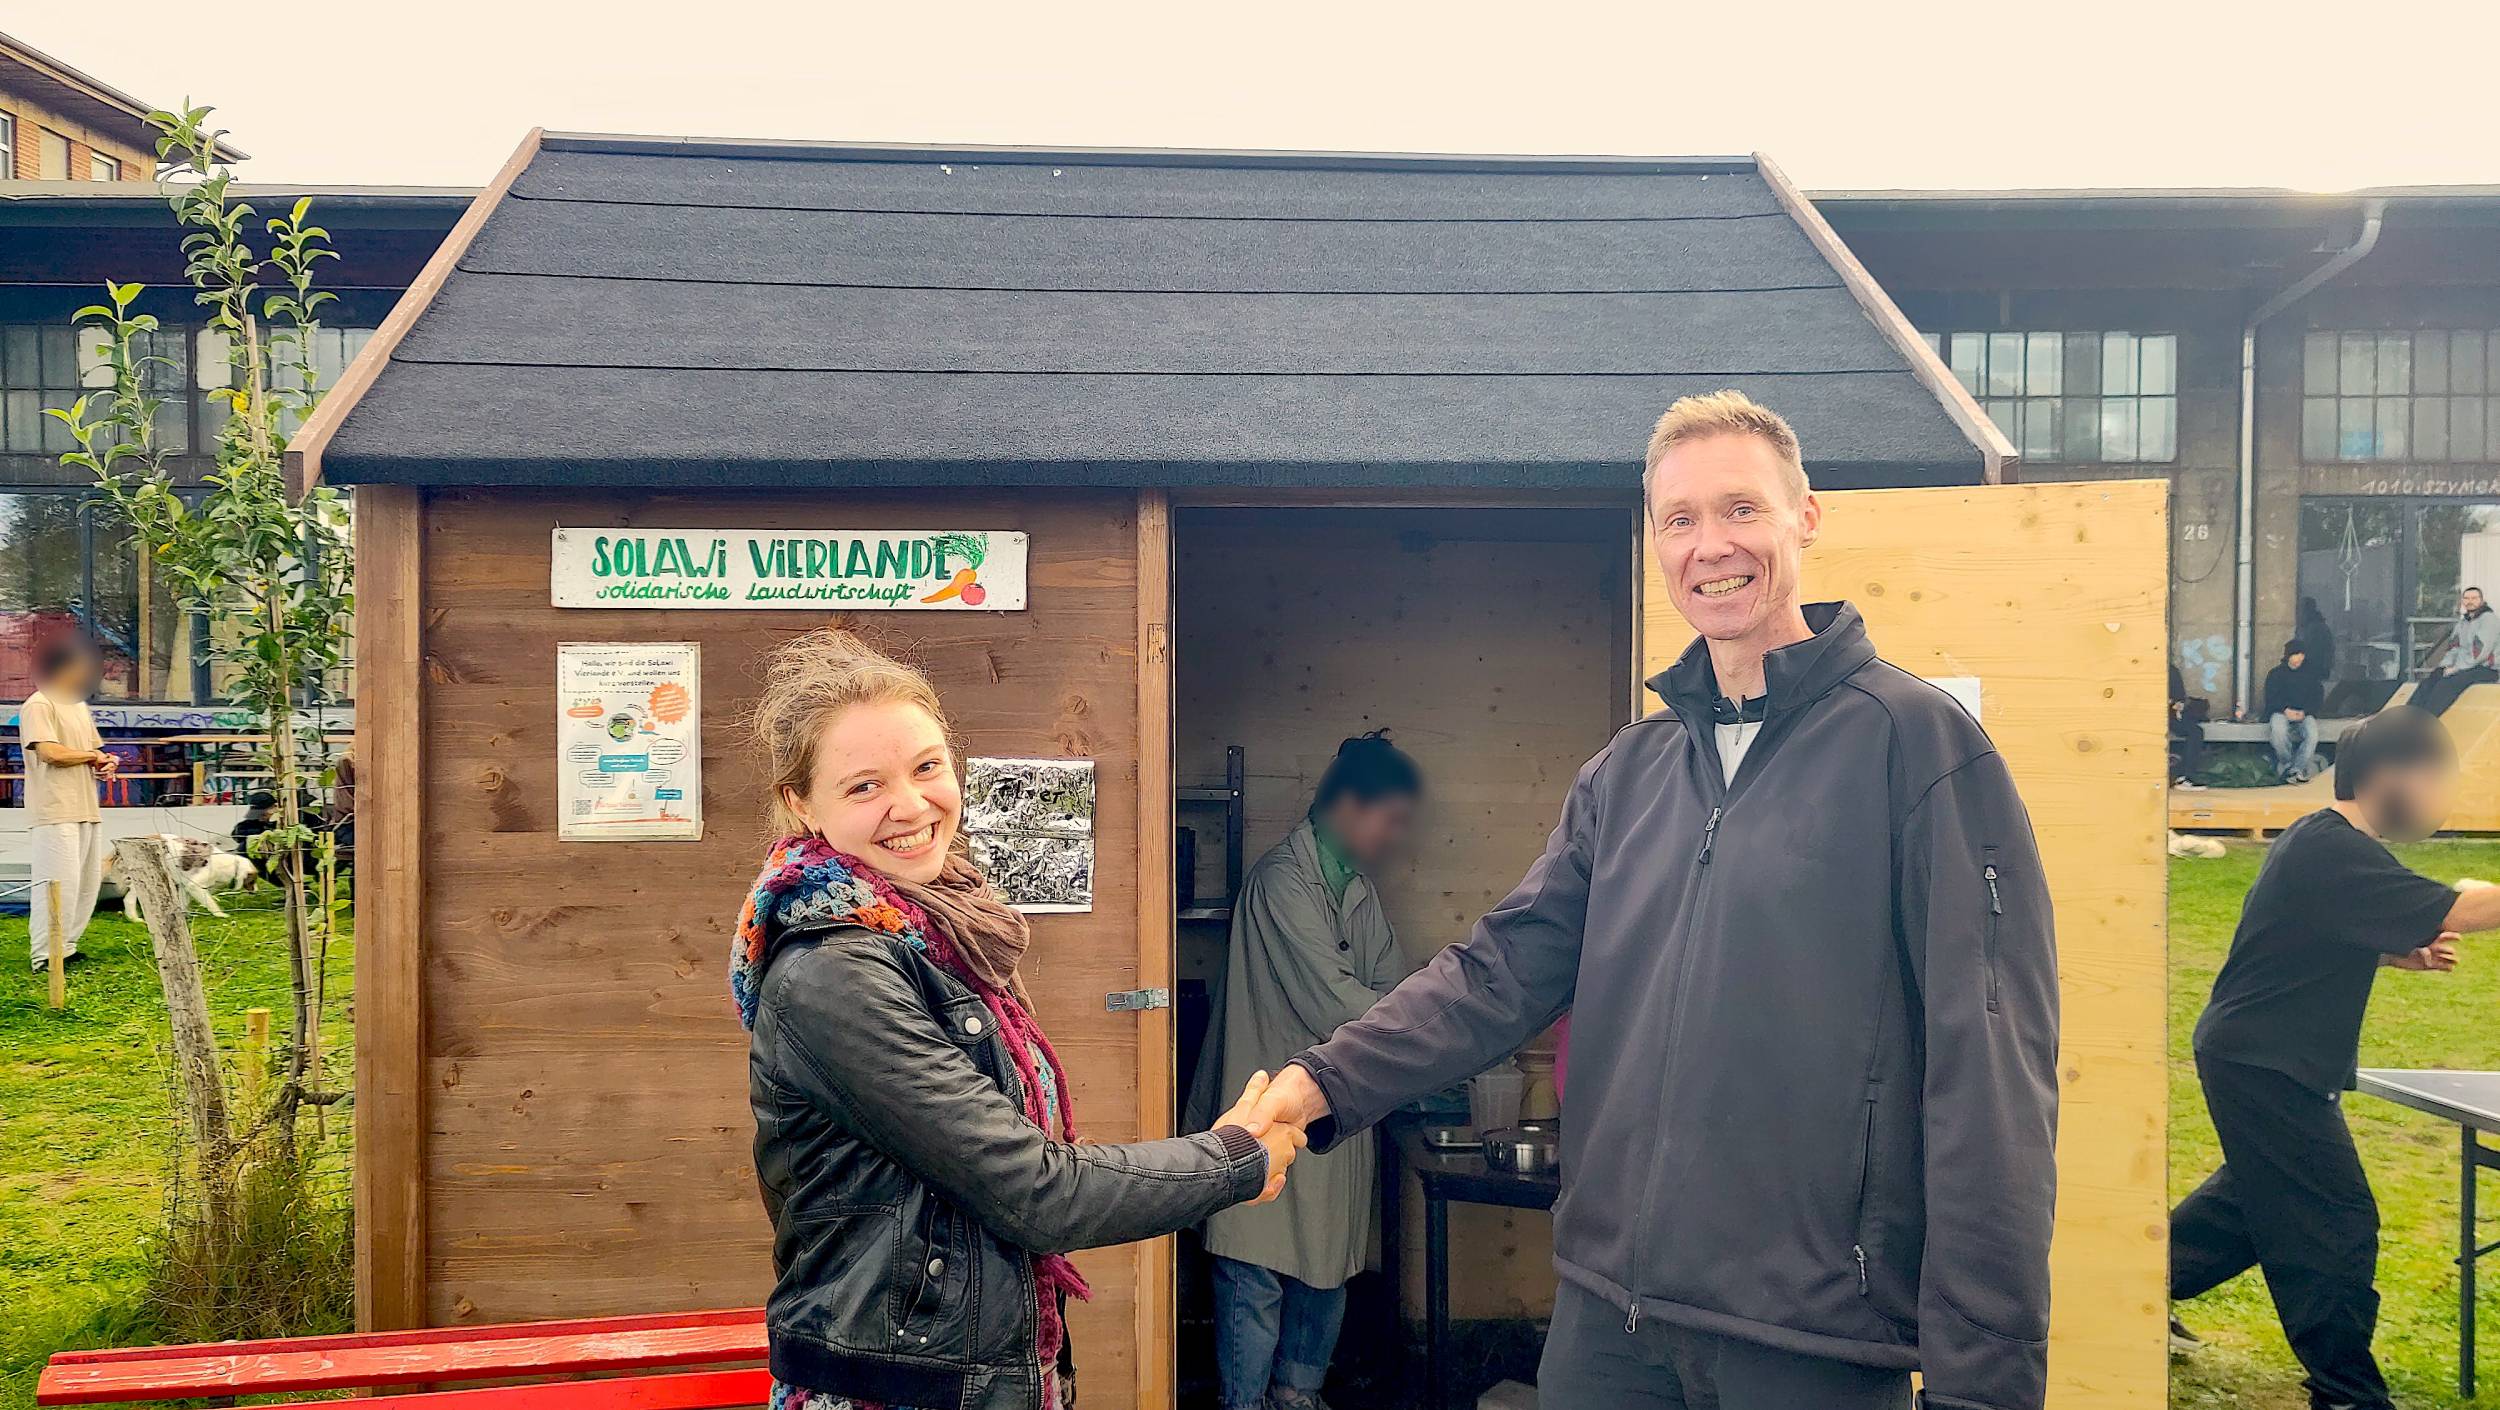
[1105,987,1171,1013]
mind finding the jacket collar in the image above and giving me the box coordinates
[1646,601,1878,724]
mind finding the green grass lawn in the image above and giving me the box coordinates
[0,893,352,1410]
[2170,837,2500,1409]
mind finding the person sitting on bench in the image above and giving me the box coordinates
[2411,587,2499,716]
[2264,640,2327,784]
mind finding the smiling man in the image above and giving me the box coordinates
[1250,390,2061,1410]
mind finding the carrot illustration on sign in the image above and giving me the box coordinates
[920,532,992,605]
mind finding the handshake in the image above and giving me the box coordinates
[1212,1065,1333,1205]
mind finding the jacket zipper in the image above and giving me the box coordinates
[1849,1090,1877,1298]
[1629,777,1728,1335]
[1983,850,2005,1015]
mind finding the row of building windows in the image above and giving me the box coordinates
[0,111,121,180]
[0,486,356,706]
[2302,330,2500,463]
[1919,326,2500,467]
[0,322,375,455]
[1924,330,2178,464]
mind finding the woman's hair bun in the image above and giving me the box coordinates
[1315,729,1421,807]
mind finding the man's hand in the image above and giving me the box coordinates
[2389,933,2462,972]
[87,751,118,777]
[1214,1070,1309,1205]
[1250,1063,1331,1134]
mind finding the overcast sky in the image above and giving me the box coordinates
[19,1,2499,192]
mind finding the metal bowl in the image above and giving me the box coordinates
[1481,1121,1561,1175]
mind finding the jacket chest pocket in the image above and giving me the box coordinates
[937,992,1014,1091]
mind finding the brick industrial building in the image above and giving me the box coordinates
[0,31,242,182]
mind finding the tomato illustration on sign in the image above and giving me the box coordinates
[919,533,993,606]
[920,567,987,606]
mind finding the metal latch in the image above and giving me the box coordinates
[1105,988,1170,1012]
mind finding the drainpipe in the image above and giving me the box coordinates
[2235,198,2386,712]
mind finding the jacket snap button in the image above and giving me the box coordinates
[1337,941,1350,951]
[962,1015,983,1035]
[928,1257,945,1278]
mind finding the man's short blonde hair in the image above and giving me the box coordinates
[1642,389,1811,504]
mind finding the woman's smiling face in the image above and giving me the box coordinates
[785,699,960,883]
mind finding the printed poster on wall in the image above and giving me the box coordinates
[963,757,1095,913]
[557,642,703,842]
[551,528,1028,610]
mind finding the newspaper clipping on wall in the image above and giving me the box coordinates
[963,757,1095,913]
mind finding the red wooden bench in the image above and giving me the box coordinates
[37,1307,769,1410]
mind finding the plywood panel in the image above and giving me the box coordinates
[1177,506,1629,1319]
[412,489,1147,1406]
[1642,480,2169,1410]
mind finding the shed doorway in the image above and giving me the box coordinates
[1169,503,1637,1406]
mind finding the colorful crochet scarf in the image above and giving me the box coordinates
[731,836,1092,1392]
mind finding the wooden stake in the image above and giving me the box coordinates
[243,1007,271,1106]
[46,879,64,1010]
[136,552,153,700]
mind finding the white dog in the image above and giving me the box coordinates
[112,834,260,924]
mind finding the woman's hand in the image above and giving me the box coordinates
[1215,1070,1309,1204]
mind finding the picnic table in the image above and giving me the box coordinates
[2356,1068,2500,1397]
[37,1307,769,1410]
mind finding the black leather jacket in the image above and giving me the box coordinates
[750,922,1268,1410]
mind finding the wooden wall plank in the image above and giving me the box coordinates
[1134,490,1176,1409]
[410,489,1147,1407]
[354,483,428,1330]
[1641,480,2170,1410]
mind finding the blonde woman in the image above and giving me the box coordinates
[731,627,1298,1410]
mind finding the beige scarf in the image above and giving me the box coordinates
[882,847,1036,1011]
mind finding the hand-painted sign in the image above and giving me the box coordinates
[551,528,1028,610]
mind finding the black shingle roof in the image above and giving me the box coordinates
[316,136,1996,490]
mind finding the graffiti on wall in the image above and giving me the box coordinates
[2177,634,2232,698]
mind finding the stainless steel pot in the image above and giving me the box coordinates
[1481,1120,1561,1175]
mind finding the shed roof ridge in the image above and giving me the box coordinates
[533,132,1762,174]
[499,188,1789,225]
[438,265,1843,297]
[373,357,1917,379]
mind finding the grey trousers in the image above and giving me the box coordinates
[1538,1284,1911,1410]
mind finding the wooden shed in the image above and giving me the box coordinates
[292,132,2169,1409]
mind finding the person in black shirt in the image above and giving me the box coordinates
[2264,640,2329,784]
[2172,707,2500,1409]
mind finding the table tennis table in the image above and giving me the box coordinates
[2356,1069,2500,1397]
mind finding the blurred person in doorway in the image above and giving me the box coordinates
[1187,731,1424,1410]
[2265,640,2327,784]
[2410,587,2499,716]
[2172,706,2500,1409]
[17,633,114,970]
